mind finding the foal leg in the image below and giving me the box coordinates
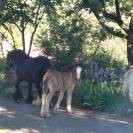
[67,87,74,113]
[41,89,55,118]
[26,82,33,104]
[41,82,48,115]
[54,91,64,112]
[13,79,23,103]
[41,92,47,117]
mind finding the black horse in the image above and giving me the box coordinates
[6,49,52,103]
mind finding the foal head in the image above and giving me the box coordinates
[44,64,82,83]
[65,64,82,80]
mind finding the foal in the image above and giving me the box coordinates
[41,65,82,117]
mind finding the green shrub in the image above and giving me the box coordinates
[77,79,131,114]
[0,58,15,96]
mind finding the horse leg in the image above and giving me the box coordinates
[66,86,74,113]
[35,82,42,99]
[54,91,64,112]
[26,82,33,104]
[13,79,23,103]
[32,82,42,106]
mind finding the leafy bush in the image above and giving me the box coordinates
[75,49,132,114]
[0,58,6,79]
[0,58,15,96]
[77,79,131,114]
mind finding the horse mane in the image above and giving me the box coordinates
[7,49,29,66]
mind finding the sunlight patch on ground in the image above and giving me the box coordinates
[70,110,89,119]
[0,107,8,112]
[0,107,16,118]
[58,108,89,119]
[95,115,133,126]
[0,128,39,133]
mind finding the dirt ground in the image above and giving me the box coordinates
[0,96,133,133]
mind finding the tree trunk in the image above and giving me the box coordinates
[127,14,133,67]
[21,29,26,53]
[27,27,37,55]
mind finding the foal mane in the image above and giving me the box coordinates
[63,64,81,72]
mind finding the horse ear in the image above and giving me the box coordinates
[6,50,9,58]
[6,50,10,55]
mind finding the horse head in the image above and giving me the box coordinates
[5,49,29,79]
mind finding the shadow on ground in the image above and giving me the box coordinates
[0,96,133,133]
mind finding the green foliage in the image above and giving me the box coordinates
[75,52,130,114]
[79,0,103,11]
[0,0,31,24]
[73,44,131,114]
[38,4,88,70]
[121,1,133,15]
[78,79,131,114]
[0,0,47,52]
[0,58,14,96]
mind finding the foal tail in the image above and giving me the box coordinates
[43,69,53,94]
[43,69,53,83]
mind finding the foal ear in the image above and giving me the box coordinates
[76,66,82,80]
[47,69,53,73]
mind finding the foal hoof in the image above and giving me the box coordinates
[54,107,59,113]
[67,107,73,113]
[41,112,51,118]
[67,110,73,113]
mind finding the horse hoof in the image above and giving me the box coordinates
[18,93,23,99]
[25,98,33,104]
[12,93,21,103]
[25,100,32,104]
[32,98,42,106]
[12,92,23,103]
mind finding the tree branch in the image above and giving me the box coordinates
[115,0,121,18]
[27,1,45,55]
[2,24,16,49]
[12,22,22,32]
[93,10,127,39]
[0,32,15,50]
[102,0,128,34]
